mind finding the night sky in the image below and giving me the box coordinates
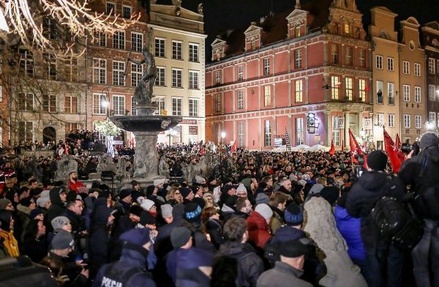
[156,0,439,57]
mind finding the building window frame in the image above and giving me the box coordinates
[93,58,106,84]
[172,97,182,116]
[112,61,125,86]
[172,68,182,88]
[376,55,383,69]
[155,38,165,58]
[189,43,199,62]
[112,95,125,115]
[264,120,272,147]
[188,98,198,117]
[172,41,182,60]
[403,85,410,102]
[113,31,125,50]
[189,70,199,90]
[155,67,165,86]
[403,61,410,74]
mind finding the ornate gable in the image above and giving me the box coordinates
[286,8,308,40]
[211,37,227,61]
[327,0,366,40]
[244,22,262,51]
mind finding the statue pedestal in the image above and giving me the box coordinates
[133,131,160,179]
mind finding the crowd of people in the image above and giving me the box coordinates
[0,132,439,287]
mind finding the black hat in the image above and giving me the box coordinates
[184,202,202,222]
[367,150,388,171]
[279,238,313,258]
[119,189,132,200]
[171,226,191,248]
[139,211,156,226]
[131,180,139,186]
[179,187,192,198]
[129,205,144,217]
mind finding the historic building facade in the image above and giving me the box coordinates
[205,0,372,150]
[421,21,439,134]
[1,0,204,146]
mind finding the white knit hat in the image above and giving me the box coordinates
[140,198,155,211]
[255,203,273,220]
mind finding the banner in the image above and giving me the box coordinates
[383,128,401,173]
[329,139,335,155]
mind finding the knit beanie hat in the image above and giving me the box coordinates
[255,203,273,220]
[179,187,192,198]
[51,216,70,230]
[367,150,388,171]
[139,198,155,211]
[161,204,173,219]
[184,202,202,222]
[51,230,74,250]
[29,208,44,220]
[284,203,304,226]
[255,193,270,205]
[129,205,144,217]
[36,197,50,208]
[171,226,191,248]
[139,211,156,226]
[0,199,11,210]
[119,189,132,200]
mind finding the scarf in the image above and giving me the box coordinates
[0,230,20,257]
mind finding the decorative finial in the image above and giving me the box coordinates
[295,0,301,9]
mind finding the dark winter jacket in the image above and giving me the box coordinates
[345,171,406,247]
[215,241,264,287]
[46,189,65,231]
[89,206,113,272]
[93,245,156,287]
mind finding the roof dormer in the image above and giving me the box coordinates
[244,22,262,52]
[211,37,227,61]
[286,6,308,40]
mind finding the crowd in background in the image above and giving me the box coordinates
[0,132,438,287]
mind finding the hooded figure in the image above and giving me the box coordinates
[89,206,115,273]
[46,187,67,232]
[93,228,156,287]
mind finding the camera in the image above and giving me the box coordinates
[401,141,420,156]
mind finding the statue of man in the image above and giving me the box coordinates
[129,47,157,106]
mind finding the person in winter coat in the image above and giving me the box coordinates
[93,228,156,287]
[268,192,287,234]
[398,132,439,287]
[334,189,366,274]
[257,239,313,287]
[247,203,273,249]
[0,210,20,258]
[214,216,264,287]
[201,206,224,249]
[346,150,406,287]
[46,187,68,232]
[89,205,115,274]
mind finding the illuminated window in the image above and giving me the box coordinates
[264,86,271,106]
[345,77,353,100]
[295,80,303,102]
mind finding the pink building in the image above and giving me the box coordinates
[205,0,372,150]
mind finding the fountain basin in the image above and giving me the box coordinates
[109,115,182,132]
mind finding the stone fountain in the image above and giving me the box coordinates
[109,47,182,183]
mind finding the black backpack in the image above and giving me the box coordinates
[0,256,58,287]
[371,195,423,250]
[211,251,252,287]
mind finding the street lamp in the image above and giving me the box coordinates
[101,88,110,116]
[425,121,436,132]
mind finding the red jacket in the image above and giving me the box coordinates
[68,180,86,193]
[247,211,271,248]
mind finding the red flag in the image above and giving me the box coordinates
[383,128,401,173]
[231,140,238,154]
[349,129,367,167]
[395,133,401,150]
[329,139,335,155]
